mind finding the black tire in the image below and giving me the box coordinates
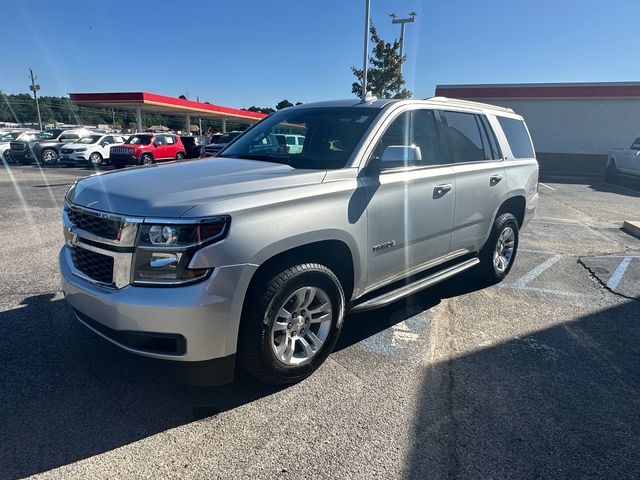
[89,152,103,168]
[476,213,519,284]
[605,161,619,183]
[238,263,345,385]
[176,152,185,161]
[140,153,153,166]
[41,149,58,166]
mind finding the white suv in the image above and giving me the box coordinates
[59,134,127,167]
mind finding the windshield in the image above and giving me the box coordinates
[78,135,102,144]
[126,135,152,145]
[213,132,241,144]
[35,129,62,140]
[0,132,20,142]
[218,107,380,169]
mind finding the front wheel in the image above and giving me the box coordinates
[89,152,103,168]
[238,263,345,385]
[476,213,519,283]
[140,154,153,166]
[605,161,619,183]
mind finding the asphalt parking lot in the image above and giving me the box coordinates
[1,164,639,479]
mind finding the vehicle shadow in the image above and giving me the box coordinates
[405,299,640,479]
[0,294,284,479]
[0,272,491,479]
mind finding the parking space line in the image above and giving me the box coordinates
[539,182,557,191]
[519,248,557,255]
[607,257,632,290]
[512,254,563,289]
[504,285,602,299]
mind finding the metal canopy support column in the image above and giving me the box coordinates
[136,107,143,133]
[221,117,227,133]
[186,114,191,136]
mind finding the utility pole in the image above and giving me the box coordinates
[29,67,43,130]
[388,12,417,77]
[361,0,371,99]
[111,109,116,131]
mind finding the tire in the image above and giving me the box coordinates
[476,213,519,284]
[238,263,345,385]
[176,152,185,161]
[140,153,153,166]
[89,152,103,168]
[2,150,11,164]
[605,161,619,183]
[41,149,58,166]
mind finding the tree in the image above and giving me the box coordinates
[351,24,411,99]
[244,105,275,115]
[275,99,294,110]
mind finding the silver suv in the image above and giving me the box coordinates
[60,98,539,385]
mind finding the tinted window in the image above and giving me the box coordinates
[59,133,80,141]
[497,117,535,159]
[442,111,485,163]
[154,135,166,145]
[126,135,152,145]
[285,136,296,145]
[220,107,379,169]
[479,116,502,160]
[371,109,444,167]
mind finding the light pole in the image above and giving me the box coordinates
[361,0,371,100]
[389,12,417,77]
[29,67,43,130]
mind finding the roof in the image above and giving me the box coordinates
[294,98,397,109]
[69,92,266,122]
[435,82,640,99]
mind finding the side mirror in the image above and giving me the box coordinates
[380,145,422,165]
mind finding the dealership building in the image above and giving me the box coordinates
[435,82,640,174]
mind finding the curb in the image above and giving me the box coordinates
[622,221,640,239]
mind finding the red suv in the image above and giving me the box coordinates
[110,133,186,168]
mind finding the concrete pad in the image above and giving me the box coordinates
[580,255,640,299]
[623,221,640,239]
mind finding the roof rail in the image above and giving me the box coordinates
[425,96,514,113]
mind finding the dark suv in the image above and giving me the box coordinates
[10,128,96,165]
[110,133,186,168]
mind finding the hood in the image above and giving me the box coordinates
[68,157,327,217]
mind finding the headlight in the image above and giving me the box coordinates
[132,216,230,286]
[75,147,87,152]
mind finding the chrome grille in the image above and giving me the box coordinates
[60,148,74,154]
[67,207,122,240]
[10,141,25,151]
[71,247,114,284]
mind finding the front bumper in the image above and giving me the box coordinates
[60,246,257,367]
[59,152,88,164]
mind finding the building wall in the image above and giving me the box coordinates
[466,98,640,155]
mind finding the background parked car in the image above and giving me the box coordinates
[607,136,640,181]
[200,131,243,157]
[110,133,186,168]
[1,130,36,163]
[59,134,127,168]
[180,135,211,159]
[10,128,99,165]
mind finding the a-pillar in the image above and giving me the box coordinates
[136,107,143,132]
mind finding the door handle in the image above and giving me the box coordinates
[433,183,453,198]
[490,174,503,186]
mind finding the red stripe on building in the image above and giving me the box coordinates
[435,84,640,99]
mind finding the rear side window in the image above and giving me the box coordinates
[441,111,485,163]
[497,117,535,159]
[165,135,176,145]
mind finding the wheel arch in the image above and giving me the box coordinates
[495,195,526,228]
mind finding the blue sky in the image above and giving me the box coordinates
[3,0,638,109]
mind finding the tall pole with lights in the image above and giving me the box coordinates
[389,12,417,77]
[361,0,371,99]
[29,67,43,131]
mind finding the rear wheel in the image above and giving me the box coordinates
[41,149,58,166]
[176,152,185,161]
[238,263,345,385]
[476,213,519,283]
[605,161,619,183]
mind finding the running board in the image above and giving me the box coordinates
[351,257,480,312]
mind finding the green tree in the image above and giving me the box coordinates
[351,24,411,99]
[244,105,275,115]
[275,99,294,110]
